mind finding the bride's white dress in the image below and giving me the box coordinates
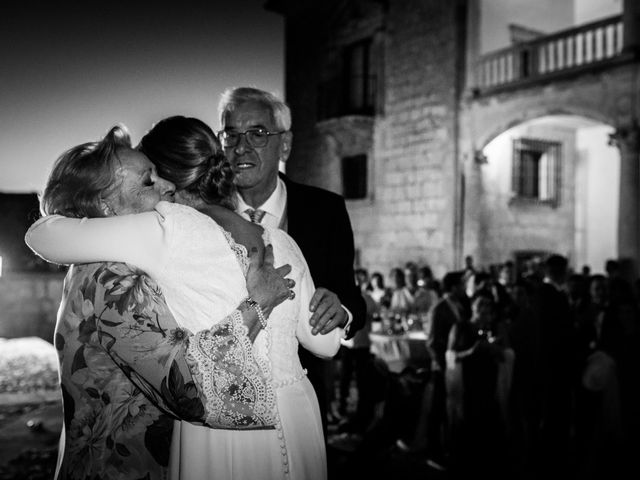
[163,204,336,480]
[25,201,340,480]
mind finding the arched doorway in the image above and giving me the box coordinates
[477,114,619,274]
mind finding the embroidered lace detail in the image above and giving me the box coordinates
[186,310,277,429]
[216,226,297,476]
[273,369,308,389]
[221,229,250,275]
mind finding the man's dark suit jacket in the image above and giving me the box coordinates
[281,174,366,428]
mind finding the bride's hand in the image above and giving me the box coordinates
[246,244,294,318]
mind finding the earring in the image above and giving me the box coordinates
[101,201,116,216]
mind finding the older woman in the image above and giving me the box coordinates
[27,118,342,480]
[25,126,293,480]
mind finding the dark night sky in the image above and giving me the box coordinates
[0,0,284,193]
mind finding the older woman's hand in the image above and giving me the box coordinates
[246,244,294,318]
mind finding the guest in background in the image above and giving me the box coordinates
[404,262,420,296]
[423,270,468,470]
[369,271,391,308]
[498,260,516,289]
[534,254,575,477]
[505,279,541,474]
[338,268,378,433]
[463,255,476,279]
[389,267,414,315]
[446,290,508,478]
[574,274,625,479]
[567,273,588,313]
[414,265,439,314]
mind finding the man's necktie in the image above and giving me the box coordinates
[245,208,266,224]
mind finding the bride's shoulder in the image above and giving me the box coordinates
[154,201,220,226]
[155,201,196,217]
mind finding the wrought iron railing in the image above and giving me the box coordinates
[475,15,624,91]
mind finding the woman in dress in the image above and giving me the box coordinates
[388,267,414,314]
[369,271,391,308]
[25,126,294,480]
[445,289,507,477]
[27,117,342,480]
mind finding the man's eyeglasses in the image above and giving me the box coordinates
[218,128,287,148]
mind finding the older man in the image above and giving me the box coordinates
[218,87,366,429]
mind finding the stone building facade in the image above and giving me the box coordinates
[269,0,640,279]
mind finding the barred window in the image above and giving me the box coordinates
[343,39,375,115]
[512,137,561,205]
[317,38,377,120]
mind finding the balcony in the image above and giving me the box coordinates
[475,15,626,94]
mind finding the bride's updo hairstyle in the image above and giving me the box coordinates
[138,116,236,209]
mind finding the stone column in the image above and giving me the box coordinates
[609,124,640,279]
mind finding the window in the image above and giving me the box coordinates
[342,154,368,199]
[343,39,375,115]
[317,37,377,120]
[512,137,561,204]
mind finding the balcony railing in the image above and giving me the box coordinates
[475,15,624,91]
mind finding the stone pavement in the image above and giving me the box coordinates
[0,401,61,479]
[0,337,61,479]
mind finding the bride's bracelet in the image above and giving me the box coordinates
[245,296,267,329]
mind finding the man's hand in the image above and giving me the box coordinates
[309,287,348,335]
[246,244,294,317]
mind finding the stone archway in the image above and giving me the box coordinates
[464,113,621,274]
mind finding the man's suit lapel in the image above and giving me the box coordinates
[280,174,302,239]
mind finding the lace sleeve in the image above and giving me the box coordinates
[186,310,276,429]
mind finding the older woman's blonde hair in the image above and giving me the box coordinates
[40,125,131,218]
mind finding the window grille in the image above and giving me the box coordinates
[343,39,375,115]
[512,137,561,205]
[317,38,377,120]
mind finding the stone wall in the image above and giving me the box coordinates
[283,0,464,279]
[279,0,640,280]
[0,272,65,342]
[474,123,577,267]
[460,60,639,269]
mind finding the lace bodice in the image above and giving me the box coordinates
[221,227,310,383]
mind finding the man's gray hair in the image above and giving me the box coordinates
[218,87,292,131]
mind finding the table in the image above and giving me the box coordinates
[369,331,430,373]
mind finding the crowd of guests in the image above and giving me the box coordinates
[330,255,640,479]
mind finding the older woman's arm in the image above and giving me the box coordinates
[85,262,276,429]
[25,211,167,274]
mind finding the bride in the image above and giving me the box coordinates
[26,116,342,480]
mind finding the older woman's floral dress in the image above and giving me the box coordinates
[52,261,272,480]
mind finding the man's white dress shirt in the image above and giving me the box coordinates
[235,178,353,332]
